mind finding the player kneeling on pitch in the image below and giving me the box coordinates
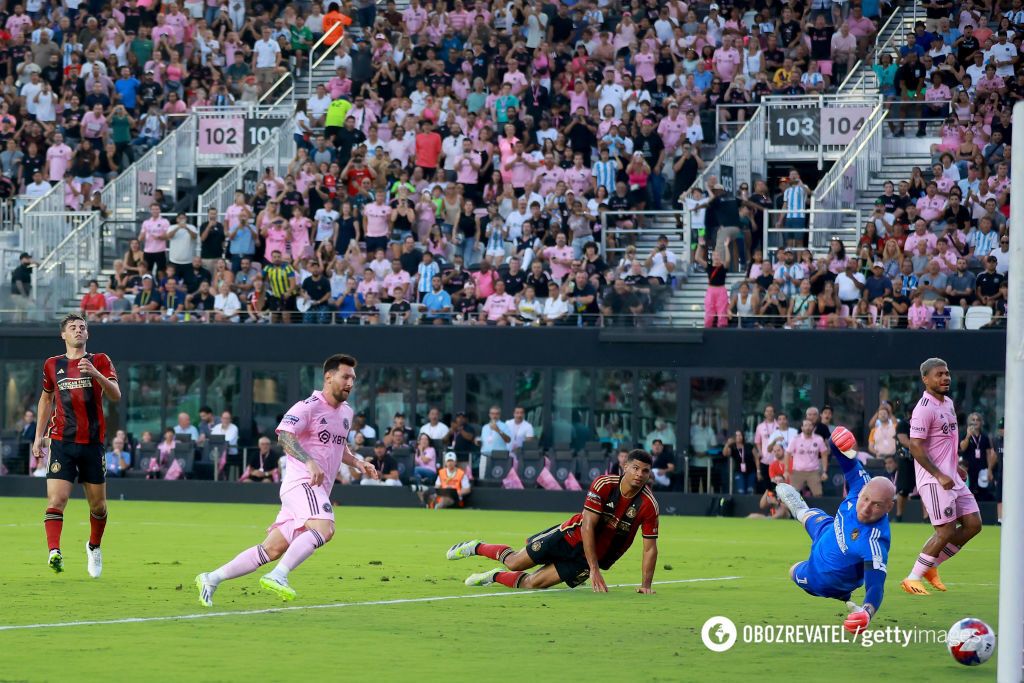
[776,426,894,635]
[446,449,659,593]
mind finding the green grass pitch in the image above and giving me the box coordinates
[0,497,1000,682]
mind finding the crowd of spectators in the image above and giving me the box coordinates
[0,0,317,214]
[58,0,907,326]
[691,4,1019,329]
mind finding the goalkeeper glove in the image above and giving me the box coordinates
[843,607,871,635]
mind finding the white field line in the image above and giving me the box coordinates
[0,576,742,632]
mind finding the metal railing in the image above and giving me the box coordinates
[689,104,767,198]
[761,208,864,256]
[837,4,914,94]
[808,103,887,248]
[304,20,349,100]
[603,210,692,268]
[29,212,102,315]
[197,117,298,216]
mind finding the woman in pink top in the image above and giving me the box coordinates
[625,152,650,209]
[497,123,518,184]
[289,206,313,261]
[568,80,589,116]
[827,239,849,274]
[164,52,187,97]
[343,239,365,273]
[259,202,290,261]
[413,434,437,481]
[907,293,932,329]
[634,41,656,83]
[614,12,637,51]
[930,116,963,155]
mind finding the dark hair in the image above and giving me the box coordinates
[627,449,653,466]
[323,354,357,374]
[200,405,213,414]
[60,313,86,332]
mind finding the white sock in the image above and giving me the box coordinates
[208,570,225,586]
[267,565,289,581]
[794,507,813,524]
[907,573,922,580]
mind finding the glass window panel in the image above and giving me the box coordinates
[3,361,38,430]
[971,374,1004,433]
[595,370,632,449]
[638,371,677,450]
[372,368,411,435]
[742,372,773,440]
[780,372,813,424]
[417,367,453,427]
[825,377,866,440]
[689,377,728,454]
[465,372,505,429]
[514,370,545,442]
[252,369,288,438]
[206,365,240,417]
[126,365,163,438]
[878,374,920,420]
[166,365,202,425]
[552,370,592,449]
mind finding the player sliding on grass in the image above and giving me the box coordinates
[899,358,982,596]
[195,354,377,606]
[776,426,894,635]
[447,449,659,592]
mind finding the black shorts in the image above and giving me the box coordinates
[895,455,915,497]
[47,440,105,485]
[525,524,590,588]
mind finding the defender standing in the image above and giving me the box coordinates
[33,314,121,577]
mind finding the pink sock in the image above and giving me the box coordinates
[934,543,960,566]
[211,545,271,584]
[277,529,326,574]
[910,553,937,578]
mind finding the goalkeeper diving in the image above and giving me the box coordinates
[776,426,895,635]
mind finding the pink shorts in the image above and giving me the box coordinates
[920,484,980,525]
[268,482,335,543]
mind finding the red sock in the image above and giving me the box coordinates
[44,508,63,551]
[89,511,107,549]
[476,543,513,564]
[494,571,524,588]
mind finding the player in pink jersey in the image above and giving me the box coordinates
[195,355,378,606]
[900,357,982,596]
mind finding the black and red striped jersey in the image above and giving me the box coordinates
[41,353,117,445]
[559,475,659,570]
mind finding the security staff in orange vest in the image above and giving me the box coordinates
[432,452,471,509]
[322,3,353,46]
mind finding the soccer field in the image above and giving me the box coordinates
[0,497,1000,682]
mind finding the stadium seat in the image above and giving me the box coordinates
[136,456,153,473]
[576,456,605,487]
[947,306,965,330]
[583,441,605,455]
[485,450,511,482]
[520,455,544,487]
[390,449,414,483]
[964,307,992,330]
[551,456,575,485]
[357,447,375,460]
[173,442,196,478]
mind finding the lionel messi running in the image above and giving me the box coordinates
[446,449,659,592]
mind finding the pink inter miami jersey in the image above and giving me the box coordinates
[909,391,964,490]
[276,390,354,496]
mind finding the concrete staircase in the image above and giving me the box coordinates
[836,5,918,96]
[840,137,935,238]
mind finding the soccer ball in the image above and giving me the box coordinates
[947,618,996,666]
[830,426,857,459]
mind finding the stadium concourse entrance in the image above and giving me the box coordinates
[764,161,830,196]
[0,325,1005,520]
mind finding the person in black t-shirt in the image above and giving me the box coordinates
[525,260,551,294]
[893,52,927,137]
[892,406,916,521]
[974,257,1005,307]
[502,257,527,296]
[959,413,995,499]
[301,261,333,324]
[442,256,469,295]
[568,270,599,325]
[200,207,226,270]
